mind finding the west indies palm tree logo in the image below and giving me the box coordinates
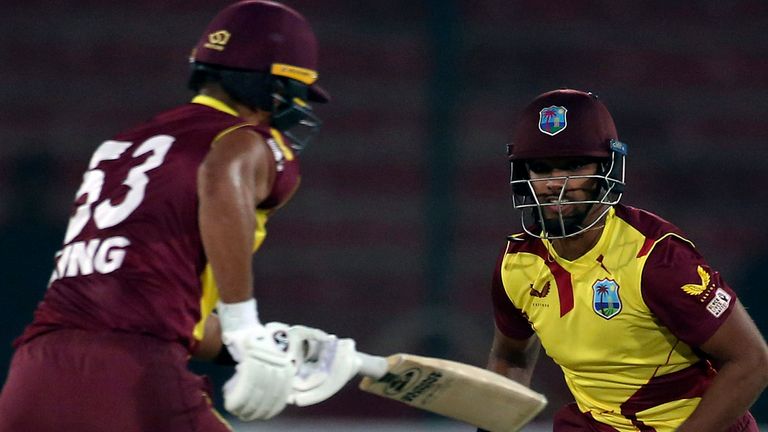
[592,278,622,319]
[538,105,568,136]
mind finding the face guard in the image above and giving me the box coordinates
[221,63,323,154]
[269,74,321,154]
[510,139,628,239]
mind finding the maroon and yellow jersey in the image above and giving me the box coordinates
[492,204,739,431]
[18,95,300,350]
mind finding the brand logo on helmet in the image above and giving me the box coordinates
[538,105,568,136]
[271,63,318,85]
[204,30,231,51]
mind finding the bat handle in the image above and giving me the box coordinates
[356,352,389,379]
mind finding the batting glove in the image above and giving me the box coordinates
[288,325,362,406]
[218,300,299,421]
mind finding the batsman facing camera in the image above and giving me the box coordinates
[508,89,627,239]
[484,88,768,431]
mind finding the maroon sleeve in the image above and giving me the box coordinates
[492,244,535,339]
[256,128,301,210]
[642,236,737,348]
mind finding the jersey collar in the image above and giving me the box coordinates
[191,95,239,117]
[543,206,617,265]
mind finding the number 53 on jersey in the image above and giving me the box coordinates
[50,135,174,283]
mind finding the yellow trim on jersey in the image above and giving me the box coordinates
[191,94,262,145]
[193,210,270,341]
[268,128,295,161]
[191,94,239,117]
[271,63,318,84]
[192,95,298,164]
[649,232,695,254]
[252,209,269,252]
[212,124,252,144]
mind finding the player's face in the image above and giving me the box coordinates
[526,157,601,235]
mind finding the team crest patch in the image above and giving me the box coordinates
[538,105,568,136]
[592,279,622,320]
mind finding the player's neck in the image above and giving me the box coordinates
[549,224,603,261]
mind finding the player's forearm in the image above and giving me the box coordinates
[486,354,535,386]
[486,332,541,387]
[677,360,768,432]
[199,209,254,302]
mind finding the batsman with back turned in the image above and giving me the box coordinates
[0,2,365,430]
[482,89,768,432]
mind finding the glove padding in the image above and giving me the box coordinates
[222,322,299,421]
[287,325,362,406]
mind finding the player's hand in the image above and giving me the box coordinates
[217,299,299,421]
[221,321,299,421]
[288,325,362,406]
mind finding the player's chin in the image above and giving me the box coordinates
[542,216,583,234]
[542,205,579,219]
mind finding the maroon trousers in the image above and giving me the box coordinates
[553,402,758,432]
[0,329,232,432]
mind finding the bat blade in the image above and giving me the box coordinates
[358,353,547,432]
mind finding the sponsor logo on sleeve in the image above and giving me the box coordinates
[265,138,286,172]
[706,288,732,318]
[681,265,717,302]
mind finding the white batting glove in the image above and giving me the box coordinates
[287,325,362,406]
[218,300,299,421]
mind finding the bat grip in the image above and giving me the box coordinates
[356,352,389,379]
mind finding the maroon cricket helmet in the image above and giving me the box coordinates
[507,89,628,239]
[190,0,329,103]
[508,89,617,161]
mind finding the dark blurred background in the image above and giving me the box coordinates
[2,0,767,426]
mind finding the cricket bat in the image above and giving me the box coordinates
[355,352,547,432]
